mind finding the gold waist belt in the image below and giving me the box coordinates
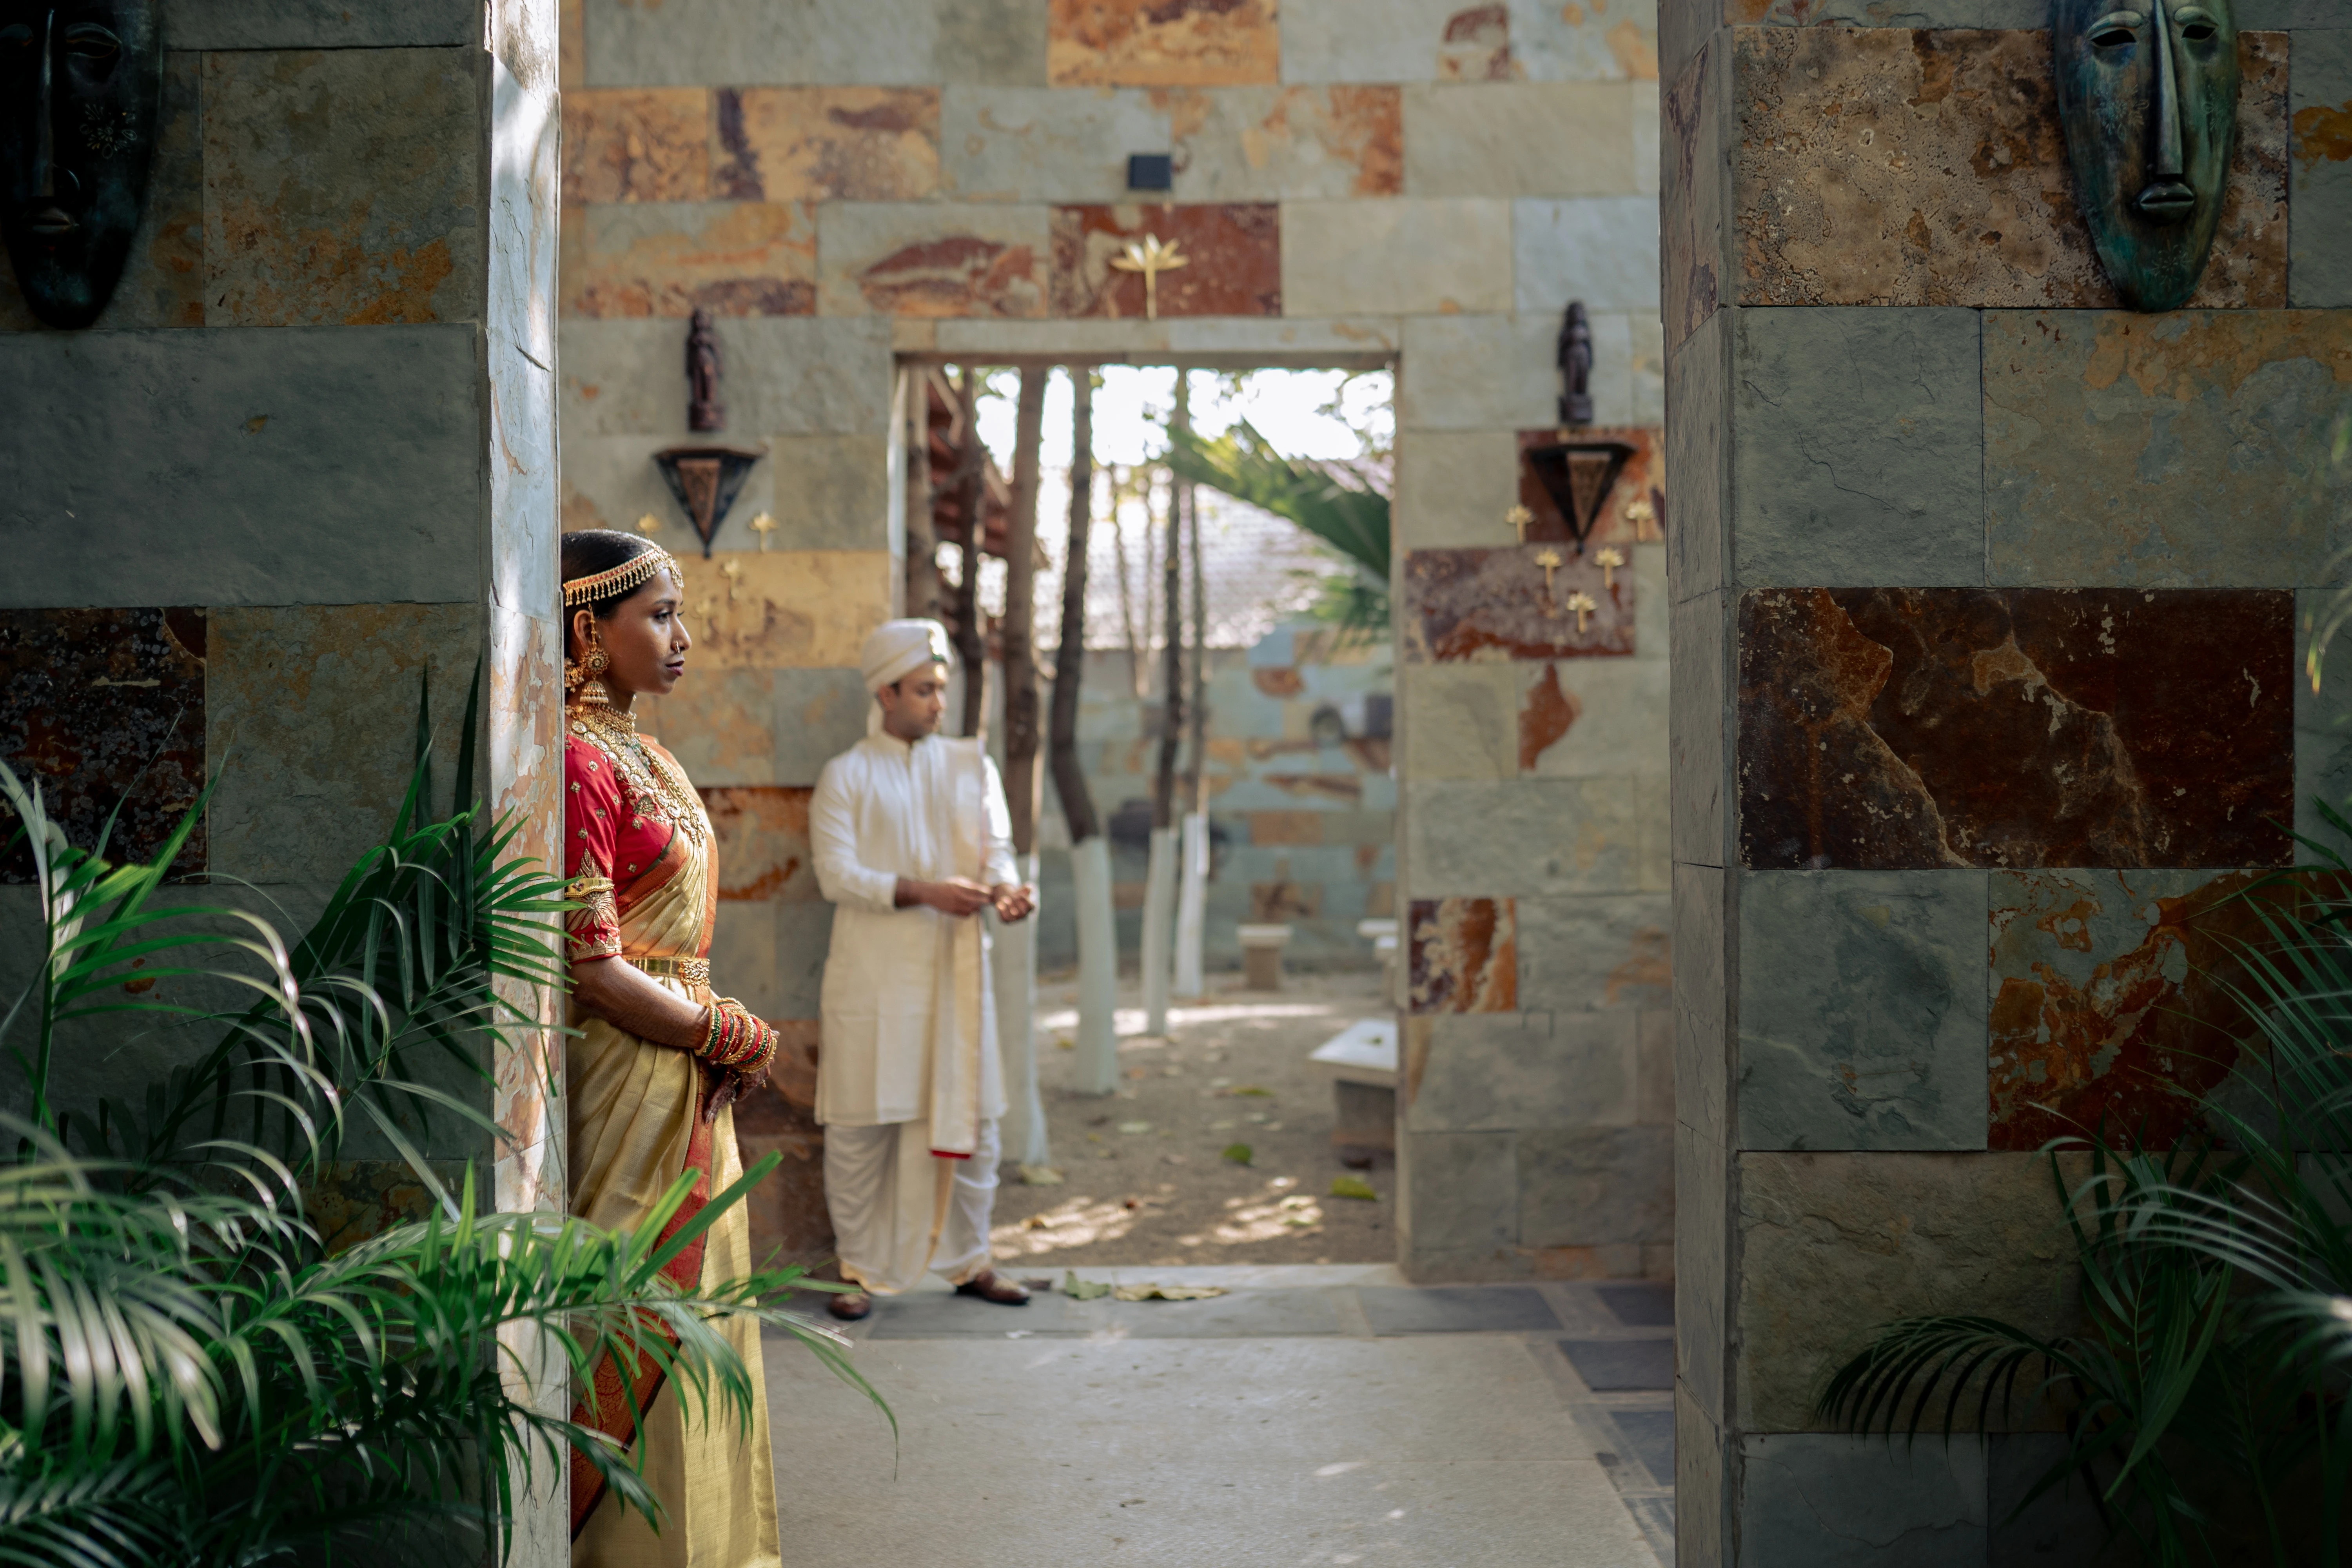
[630,955,710,987]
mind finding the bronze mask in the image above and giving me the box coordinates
[1,2,161,330]
[2054,0,2238,313]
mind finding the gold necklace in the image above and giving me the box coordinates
[568,701,706,845]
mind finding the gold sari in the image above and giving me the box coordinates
[564,709,779,1568]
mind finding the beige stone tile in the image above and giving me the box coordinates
[582,0,940,87]
[203,48,484,327]
[1399,663,1521,780]
[1397,312,1577,432]
[1393,429,1522,548]
[636,670,779,787]
[1280,0,1486,84]
[1519,659,1670,778]
[934,317,1171,356]
[1281,198,1511,316]
[560,201,817,319]
[1161,85,1404,201]
[1510,0,1659,83]
[671,550,895,669]
[720,87,941,202]
[561,316,895,437]
[560,86,711,205]
[1403,82,1645,198]
[1164,314,1401,358]
[1513,195,1659,317]
[940,87,1170,201]
[1047,0,1279,87]
[817,202,1050,317]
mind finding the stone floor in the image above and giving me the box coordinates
[767,1268,1676,1566]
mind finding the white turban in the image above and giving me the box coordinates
[860,618,952,694]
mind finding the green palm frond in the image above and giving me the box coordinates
[1165,420,1390,581]
[0,670,890,1565]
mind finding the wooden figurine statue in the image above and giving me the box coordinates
[1558,300,1594,427]
[688,308,724,432]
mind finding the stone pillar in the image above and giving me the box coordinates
[1,0,563,1554]
[1666,2,2352,1561]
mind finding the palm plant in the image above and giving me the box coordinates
[1163,419,1391,640]
[1819,831,2352,1566]
[0,677,882,1566]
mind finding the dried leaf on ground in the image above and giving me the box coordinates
[1222,1143,1254,1165]
[1112,1283,1229,1301]
[1063,1271,1113,1300]
[1330,1174,1379,1201]
[1117,1121,1152,1134]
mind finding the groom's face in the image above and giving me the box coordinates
[879,663,949,739]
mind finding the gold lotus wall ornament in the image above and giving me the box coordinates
[1109,233,1188,320]
[1564,589,1598,635]
[635,513,663,535]
[748,511,777,550]
[1534,547,1564,608]
[719,559,744,603]
[1506,504,1534,543]
[1595,546,1624,592]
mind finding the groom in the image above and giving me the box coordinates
[807,619,1037,1321]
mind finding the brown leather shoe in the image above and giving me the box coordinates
[826,1289,872,1321]
[953,1268,1030,1305]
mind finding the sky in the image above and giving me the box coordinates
[967,366,1394,474]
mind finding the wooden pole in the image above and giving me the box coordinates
[951,365,987,736]
[903,368,942,622]
[1002,367,1047,853]
[1152,377,1187,831]
[1050,369,1101,846]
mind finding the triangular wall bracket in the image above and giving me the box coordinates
[1523,439,1635,554]
[652,445,765,557]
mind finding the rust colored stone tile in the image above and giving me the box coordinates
[1408,895,1518,1013]
[1514,426,1664,548]
[1049,203,1279,318]
[1048,0,1280,86]
[700,785,818,902]
[561,201,816,318]
[204,49,484,327]
[1403,549,1637,662]
[1989,869,2307,1149]
[1439,3,1514,82]
[562,87,711,205]
[1316,85,1404,197]
[1734,29,2287,310]
[824,205,1048,318]
[1737,588,2294,871]
[0,608,205,880]
[1252,666,1305,697]
[1249,809,1324,846]
[1519,664,1581,771]
[717,87,940,203]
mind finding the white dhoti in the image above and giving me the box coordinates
[823,1118,1002,1291]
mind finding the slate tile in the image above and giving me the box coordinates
[1515,893,1671,1013]
[1048,203,1280,318]
[1737,870,1989,1152]
[1288,201,1512,318]
[1988,869,2307,1150]
[1359,1285,1563,1334]
[701,786,818,902]
[1730,308,1984,589]
[1165,85,1403,201]
[1733,28,2287,310]
[1740,1434,1987,1568]
[2291,29,2352,308]
[1596,1280,1674,1327]
[1520,1125,1673,1247]
[1400,1130,1519,1249]
[1405,1011,1638,1132]
[716,87,940,203]
[1406,779,1643,898]
[1612,1408,1675,1483]
[1559,1336,1675,1390]
[817,202,1049,317]
[1737,588,2295,871]
[0,609,206,880]
[561,87,710,205]
[1984,309,2352,588]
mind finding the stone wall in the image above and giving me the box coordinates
[0,1,564,1557]
[1664,1,2352,1561]
[563,0,1676,1281]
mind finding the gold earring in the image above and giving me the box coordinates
[575,623,613,706]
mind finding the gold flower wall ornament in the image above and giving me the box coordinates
[748,511,777,551]
[1533,546,1564,608]
[720,559,744,603]
[1504,504,1535,543]
[1624,495,1656,533]
[1564,589,1598,634]
[1109,233,1188,320]
[1595,546,1624,592]
[635,512,663,536]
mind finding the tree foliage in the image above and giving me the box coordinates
[1163,419,1390,639]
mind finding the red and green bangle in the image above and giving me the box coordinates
[696,998,777,1071]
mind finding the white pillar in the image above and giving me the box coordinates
[1139,825,1178,1034]
[1173,811,1208,998]
[992,851,1049,1168]
[1069,834,1120,1094]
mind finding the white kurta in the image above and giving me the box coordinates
[811,731,1018,1292]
